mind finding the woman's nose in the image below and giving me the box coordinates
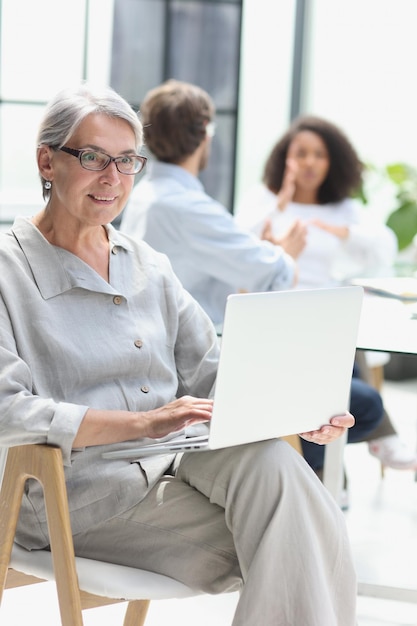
[99,161,121,183]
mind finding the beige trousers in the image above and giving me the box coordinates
[73,440,357,625]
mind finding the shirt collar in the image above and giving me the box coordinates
[11,217,133,299]
[147,160,204,192]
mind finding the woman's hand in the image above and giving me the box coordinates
[73,396,213,447]
[299,411,355,445]
[141,395,213,439]
[276,158,298,211]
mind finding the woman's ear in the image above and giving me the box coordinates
[37,145,54,181]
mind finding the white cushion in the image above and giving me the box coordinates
[11,543,200,601]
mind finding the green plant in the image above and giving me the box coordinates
[384,163,417,250]
[356,162,417,251]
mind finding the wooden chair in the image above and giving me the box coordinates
[0,444,201,626]
[0,436,304,624]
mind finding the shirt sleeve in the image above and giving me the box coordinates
[0,299,87,466]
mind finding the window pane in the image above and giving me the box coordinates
[1,0,87,101]
[0,104,44,225]
[0,0,242,225]
[200,114,235,210]
[169,1,241,110]
[110,0,166,105]
[86,0,116,85]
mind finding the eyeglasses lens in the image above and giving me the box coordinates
[79,151,145,174]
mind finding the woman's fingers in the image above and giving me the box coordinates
[299,411,355,445]
[144,396,213,439]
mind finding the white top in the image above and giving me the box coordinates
[236,184,398,290]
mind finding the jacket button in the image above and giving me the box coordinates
[113,296,122,305]
[140,386,149,393]
[134,340,143,348]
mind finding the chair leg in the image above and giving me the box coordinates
[0,458,28,604]
[0,445,84,626]
[123,599,151,626]
[369,364,384,391]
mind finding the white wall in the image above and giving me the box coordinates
[305,0,417,168]
[234,0,297,211]
[305,0,417,222]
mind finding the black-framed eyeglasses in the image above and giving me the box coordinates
[59,146,147,175]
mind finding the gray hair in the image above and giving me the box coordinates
[37,83,143,199]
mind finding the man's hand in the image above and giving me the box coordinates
[261,218,307,259]
[299,411,355,445]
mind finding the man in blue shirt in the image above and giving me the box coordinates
[120,79,306,326]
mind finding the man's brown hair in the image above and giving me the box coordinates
[140,79,215,164]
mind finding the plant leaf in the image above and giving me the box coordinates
[386,163,409,185]
[386,201,417,250]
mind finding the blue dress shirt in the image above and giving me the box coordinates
[121,162,295,325]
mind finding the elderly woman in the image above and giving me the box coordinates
[0,85,357,625]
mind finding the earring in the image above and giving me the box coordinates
[44,181,52,190]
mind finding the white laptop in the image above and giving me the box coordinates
[103,286,363,460]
